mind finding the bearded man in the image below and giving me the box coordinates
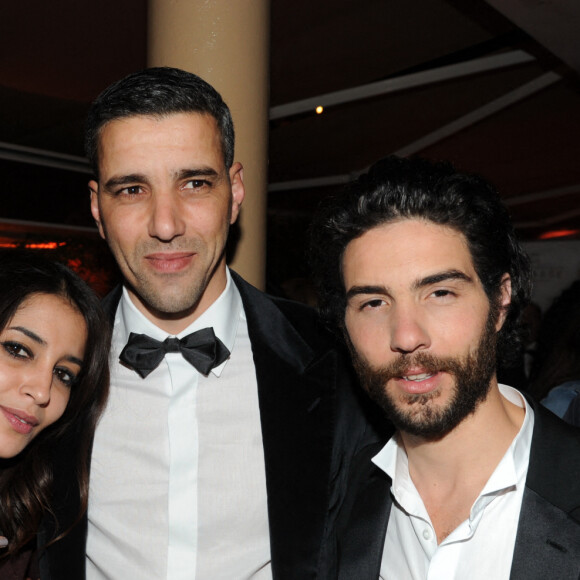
[310,156,580,580]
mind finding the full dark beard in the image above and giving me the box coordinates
[349,308,498,439]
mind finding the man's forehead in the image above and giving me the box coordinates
[98,111,219,141]
[95,111,224,177]
[345,218,471,255]
[342,219,477,285]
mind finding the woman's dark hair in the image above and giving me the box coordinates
[0,250,110,557]
[310,156,533,366]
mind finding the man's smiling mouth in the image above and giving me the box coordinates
[402,373,435,382]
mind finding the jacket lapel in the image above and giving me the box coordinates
[233,272,341,578]
[511,487,580,580]
[511,399,580,579]
[101,284,122,324]
[335,443,391,580]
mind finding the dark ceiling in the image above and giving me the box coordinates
[1,0,579,286]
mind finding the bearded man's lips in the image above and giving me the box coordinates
[393,369,443,395]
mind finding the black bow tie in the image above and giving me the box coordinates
[119,329,230,378]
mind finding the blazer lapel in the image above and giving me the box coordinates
[511,488,580,580]
[233,272,341,578]
[511,399,580,579]
[336,443,391,580]
[101,284,122,324]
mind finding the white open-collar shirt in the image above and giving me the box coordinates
[374,385,534,580]
[87,269,272,579]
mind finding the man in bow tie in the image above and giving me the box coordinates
[41,67,375,579]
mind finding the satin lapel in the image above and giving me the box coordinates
[233,272,339,579]
[511,488,580,580]
[102,284,123,324]
[337,444,391,580]
[511,397,580,579]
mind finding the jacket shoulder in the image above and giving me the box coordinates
[527,399,580,520]
[231,270,340,352]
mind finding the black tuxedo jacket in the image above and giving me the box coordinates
[331,398,580,580]
[39,271,379,579]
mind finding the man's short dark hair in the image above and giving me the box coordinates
[85,66,235,177]
[309,155,533,365]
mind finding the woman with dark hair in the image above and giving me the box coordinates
[0,250,110,578]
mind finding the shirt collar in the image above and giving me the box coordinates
[118,268,242,377]
[482,384,534,493]
[372,384,535,494]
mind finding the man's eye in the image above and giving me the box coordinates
[118,185,143,196]
[432,289,453,298]
[184,179,210,189]
[361,299,385,310]
[54,367,77,388]
[2,341,31,359]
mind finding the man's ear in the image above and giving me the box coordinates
[495,273,512,331]
[229,162,245,225]
[89,180,106,240]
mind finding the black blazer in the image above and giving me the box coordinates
[40,271,378,579]
[332,397,580,580]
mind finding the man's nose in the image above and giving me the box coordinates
[148,191,186,241]
[389,303,431,355]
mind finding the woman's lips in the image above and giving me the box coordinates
[0,406,39,435]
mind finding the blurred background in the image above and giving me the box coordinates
[0,0,579,307]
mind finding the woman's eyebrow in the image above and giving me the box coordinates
[8,326,45,345]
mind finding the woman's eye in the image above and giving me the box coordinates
[2,341,31,359]
[54,367,77,388]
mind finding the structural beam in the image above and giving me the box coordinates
[0,141,90,174]
[504,184,580,207]
[395,71,560,157]
[483,0,580,74]
[269,72,561,192]
[270,50,534,120]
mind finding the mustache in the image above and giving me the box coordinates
[137,238,205,254]
[354,351,466,383]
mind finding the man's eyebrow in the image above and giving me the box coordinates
[102,167,221,191]
[346,271,473,299]
[176,167,219,180]
[103,174,148,191]
[346,285,389,301]
[413,269,473,290]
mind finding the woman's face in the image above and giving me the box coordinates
[0,293,87,458]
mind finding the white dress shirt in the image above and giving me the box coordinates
[374,385,534,580]
[87,269,272,579]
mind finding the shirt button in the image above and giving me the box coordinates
[423,528,432,540]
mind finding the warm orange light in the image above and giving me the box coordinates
[0,243,18,248]
[24,242,67,250]
[315,106,324,114]
[538,229,580,240]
